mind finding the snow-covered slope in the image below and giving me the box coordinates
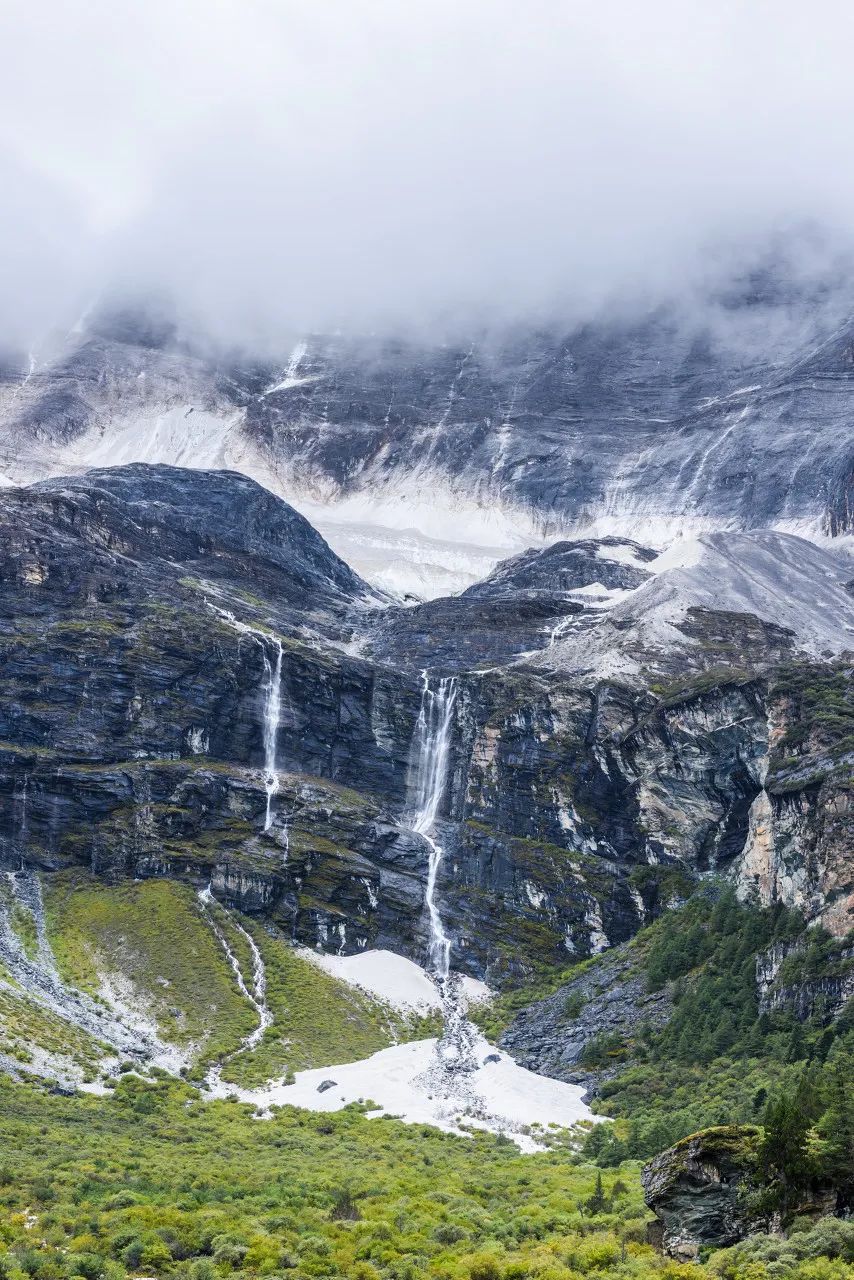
[541,530,854,679]
[210,1034,597,1151]
[3,290,853,597]
[300,947,490,1012]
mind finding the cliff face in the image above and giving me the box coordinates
[734,665,854,935]
[0,464,851,985]
[2,298,854,598]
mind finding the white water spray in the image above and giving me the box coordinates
[260,640,283,831]
[410,673,457,980]
[204,602,285,837]
[408,674,483,1094]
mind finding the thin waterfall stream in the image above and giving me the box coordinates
[260,639,283,832]
[198,886,272,1087]
[409,673,479,1083]
[410,672,456,981]
[205,602,286,840]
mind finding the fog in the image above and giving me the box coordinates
[2,0,854,353]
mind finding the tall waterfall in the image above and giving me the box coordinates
[15,775,28,865]
[204,602,285,835]
[410,674,457,981]
[260,639,283,831]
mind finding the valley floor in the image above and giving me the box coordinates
[3,1071,853,1280]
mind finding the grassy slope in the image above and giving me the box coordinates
[36,870,432,1086]
[43,872,258,1067]
[2,1074,850,1280]
[0,985,105,1076]
[211,907,438,1088]
[0,1072,658,1280]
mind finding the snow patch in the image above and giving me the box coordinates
[300,947,490,1013]
[63,407,241,472]
[208,1033,597,1150]
[595,542,650,567]
[647,535,704,573]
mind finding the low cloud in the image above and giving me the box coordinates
[2,0,854,353]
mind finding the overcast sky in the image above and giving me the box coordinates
[2,0,854,352]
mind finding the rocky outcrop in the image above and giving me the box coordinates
[500,945,673,1088]
[642,1127,763,1259]
[755,937,854,1023]
[365,537,653,671]
[734,662,854,938]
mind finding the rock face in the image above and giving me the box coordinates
[733,662,853,936]
[642,1127,763,1259]
[500,946,673,1088]
[2,294,854,596]
[0,461,850,987]
[755,937,854,1023]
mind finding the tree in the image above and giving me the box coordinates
[586,1171,608,1215]
[815,1064,854,1192]
[760,1092,814,1218]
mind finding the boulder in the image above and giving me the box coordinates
[641,1126,762,1259]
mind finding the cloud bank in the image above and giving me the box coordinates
[2,0,854,352]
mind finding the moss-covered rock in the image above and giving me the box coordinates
[641,1125,762,1259]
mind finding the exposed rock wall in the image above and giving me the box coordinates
[642,1127,763,1259]
[0,465,850,981]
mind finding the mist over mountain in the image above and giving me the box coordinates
[5,0,854,351]
[1,5,853,1275]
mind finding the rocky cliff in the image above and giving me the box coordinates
[0,463,850,996]
[642,1127,764,1259]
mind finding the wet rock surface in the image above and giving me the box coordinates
[0,462,850,986]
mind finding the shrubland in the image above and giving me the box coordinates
[1,1073,851,1280]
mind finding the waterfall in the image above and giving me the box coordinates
[408,674,482,1092]
[203,602,286,838]
[15,775,28,866]
[260,640,283,832]
[198,886,272,1054]
[410,674,457,981]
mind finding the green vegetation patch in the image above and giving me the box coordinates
[0,1072,655,1280]
[39,870,425,1087]
[216,918,431,1088]
[580,889,854,1168]
[0,986,104,1075]
[43,871,257,1064]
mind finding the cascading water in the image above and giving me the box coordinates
[410,673,457,981]
[204,602,286,840]
[15,775,28,867]
[198,886,272,1076]
[408,673,481,1092]
[260,640,283,832]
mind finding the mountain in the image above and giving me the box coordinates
[1,459,850,1020]
[2,291,853,597]
[0,304,852,1270]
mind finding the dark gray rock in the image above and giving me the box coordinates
[500,945,673,1089]
[642,1127,763,1259]
[756,938,854,1023]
